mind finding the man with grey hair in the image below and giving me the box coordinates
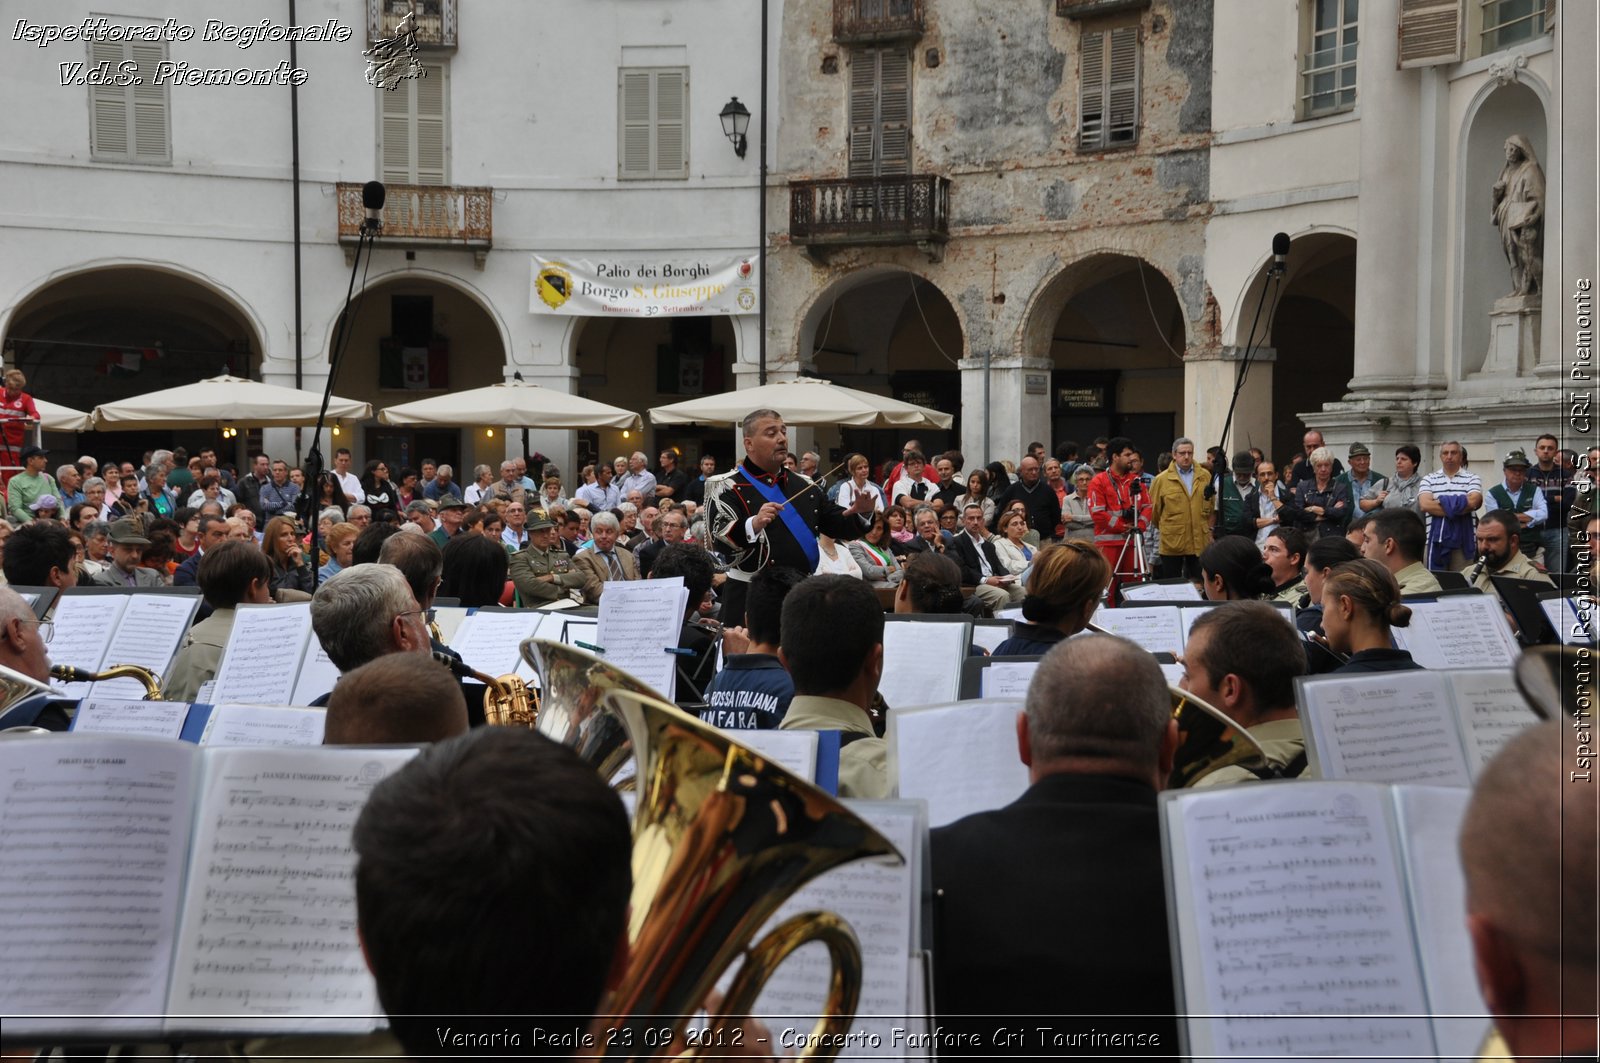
[487,459,527,506]
[346,502,373,528]
[0,584,67,730]
[572,509,638,603]
[1149,435,1213,580]
[55,464,85,508]
[930,635,1180,1044]
[1460,720,1597,1061]
[618,451,657,501]
[423,463,462,503]
[309,565,431,700]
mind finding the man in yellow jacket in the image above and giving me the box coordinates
[1149,438,1213,580]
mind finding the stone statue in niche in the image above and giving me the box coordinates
[1491,134,1545,297]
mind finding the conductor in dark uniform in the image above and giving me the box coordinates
[705,408,875,626]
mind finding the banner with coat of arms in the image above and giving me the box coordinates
[529,252,759,317]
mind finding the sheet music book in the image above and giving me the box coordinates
[1094,603,1293,657]
[429,605,471,645]
[728,727,821,784]
[1539,594,1596,644]
[890,700,1028,828]
[0,736,416,1038]
[48,592,200,700]
[597,578,688,702]
[70,697,191,740]
[1391,595,1520,668]
[968,619,1014,655]
[981,660,1036,699]
[1121,578,1204,602]
[449,610,541,681]
[880,620,970,708]
[1162,780,1489,1062]
[199,704,327,747]
[211,603,338,706]
[736,800,927,1058]
[1297,669,1540,786]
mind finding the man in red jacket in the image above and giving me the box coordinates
[1087,437,1152,592]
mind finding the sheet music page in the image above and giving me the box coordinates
[1391,785,1490,1063]
[71,698,190,740]
[968,622,1012,655]
[201,705,326,748]
[735,801,921,1059]
[289,634,341,707]
[210,605,311,706]
[597,578,686,701]
[729,728,819,783]
[1401,597,1519,669]
[165,745,418,1035]
[0,735,197,1036]
[1445,670,1540,776]
[1123,580,1203,602]
[1165,782,1434,1061]
[430,605,471,646]
[93,594,200,700]
[47,593,124,697]
[879,621,968,709]
[448,610,541,678]
[1299,673,1473,786]
[981,661,1037,699]
[1091,607,1186,656]
[1180,603,1293,647]
[1543,596,1595,644]
[892,701,1027,828]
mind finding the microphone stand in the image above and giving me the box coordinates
[300,212,380,589]
[1217,262,1285,458]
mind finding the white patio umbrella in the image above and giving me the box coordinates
[649,377,954,429]
[377,379,641,431]
[35,400,93,432]
[90,374,372,429]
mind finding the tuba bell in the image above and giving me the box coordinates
[521,638,903,1061]
[49,663,163,700]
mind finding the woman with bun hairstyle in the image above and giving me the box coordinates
[990,541,1112,657]
[1321,558,1422,673]
[1197,535,1276,601]
[893,551,967,616]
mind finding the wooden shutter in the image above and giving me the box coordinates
[128,44,169,160]
[847,52,878,177]
[1078,28,1106,149]
[847,49,912,178]
[619,70,653,177]
[380,63,446,185]
[89,40,129,157]
[1397,0,1463,68]
[654,69,687,177]
[1106,26,1139,146]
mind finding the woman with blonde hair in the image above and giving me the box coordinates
[836,453,886,513]
[1321,558,1420,673]
[990,542,1112,657]
[262,514,315,596]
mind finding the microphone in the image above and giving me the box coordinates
[361,180,386,234]
[1270,232,1290,276]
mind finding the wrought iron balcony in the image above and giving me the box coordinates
[789,174,950,255]
[336,182,491,266]
[367,0,456,49]
[833,0,924,43]
[1055,0,1151,18]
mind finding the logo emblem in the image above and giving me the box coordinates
[736,287,756,312]
[737,259,754,279]
[364,10,425,91]
[536,264,574,309]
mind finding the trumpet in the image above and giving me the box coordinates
[430,650,539,728]
[522,638,902,1061]
[49,663,163,700]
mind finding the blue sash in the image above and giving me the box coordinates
[746,471,820,569]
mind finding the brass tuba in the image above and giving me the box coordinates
[430,650,539,727]
[0,662,55,731]
[521,638,903,1061]
[49,663,163,700]
[1168,684,1272,788]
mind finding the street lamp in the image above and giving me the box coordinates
[719,97,751,159]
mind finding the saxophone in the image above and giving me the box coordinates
[430,650,538,727]
[50,664,163,700]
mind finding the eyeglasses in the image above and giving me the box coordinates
[394,608,425,625]
[18,619,53,644]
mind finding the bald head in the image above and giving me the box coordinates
[1022,635,1173,782]
[1461,719,1597,1052]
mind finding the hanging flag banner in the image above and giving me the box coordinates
[529,252,759,317]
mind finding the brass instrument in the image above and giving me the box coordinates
[1168,684,1272,788]
[1513,643,1591,721]
[0,662,55,730]
[429,650,539,728]
[49,663,163,700]
[521,638,903,1061]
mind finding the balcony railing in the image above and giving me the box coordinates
[337,183,491,262]
[833,0,924,43]
[1055,0,1151,18]
[789,174,950,251]
[367,0,456,49]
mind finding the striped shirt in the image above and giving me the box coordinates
[1418,468,1482,542]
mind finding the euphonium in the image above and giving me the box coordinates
[1513,643,1591,722]
[1168,683,1271,788]
[429,650,538,728]
[49,663,163,700]
[0,662,55,723]
[521,639,903,1061]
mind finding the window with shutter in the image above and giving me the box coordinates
[1299,0,1358,119]
[1078,21,1139,151]
[377,61,448,186]
[846,48,913,178]
[618,67,690,180]
[1397,0,1463,67]
[1477,0,1548,55]
[88,39,169,164]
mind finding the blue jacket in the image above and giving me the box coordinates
[701,654,794,730]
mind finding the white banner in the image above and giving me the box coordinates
[529,252,759,317]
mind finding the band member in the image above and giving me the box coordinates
[705,409,874,625]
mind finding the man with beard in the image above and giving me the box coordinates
[1467,509,1552,599]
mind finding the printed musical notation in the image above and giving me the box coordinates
[165,746,416,1028]
[1172,784,1434,1058]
